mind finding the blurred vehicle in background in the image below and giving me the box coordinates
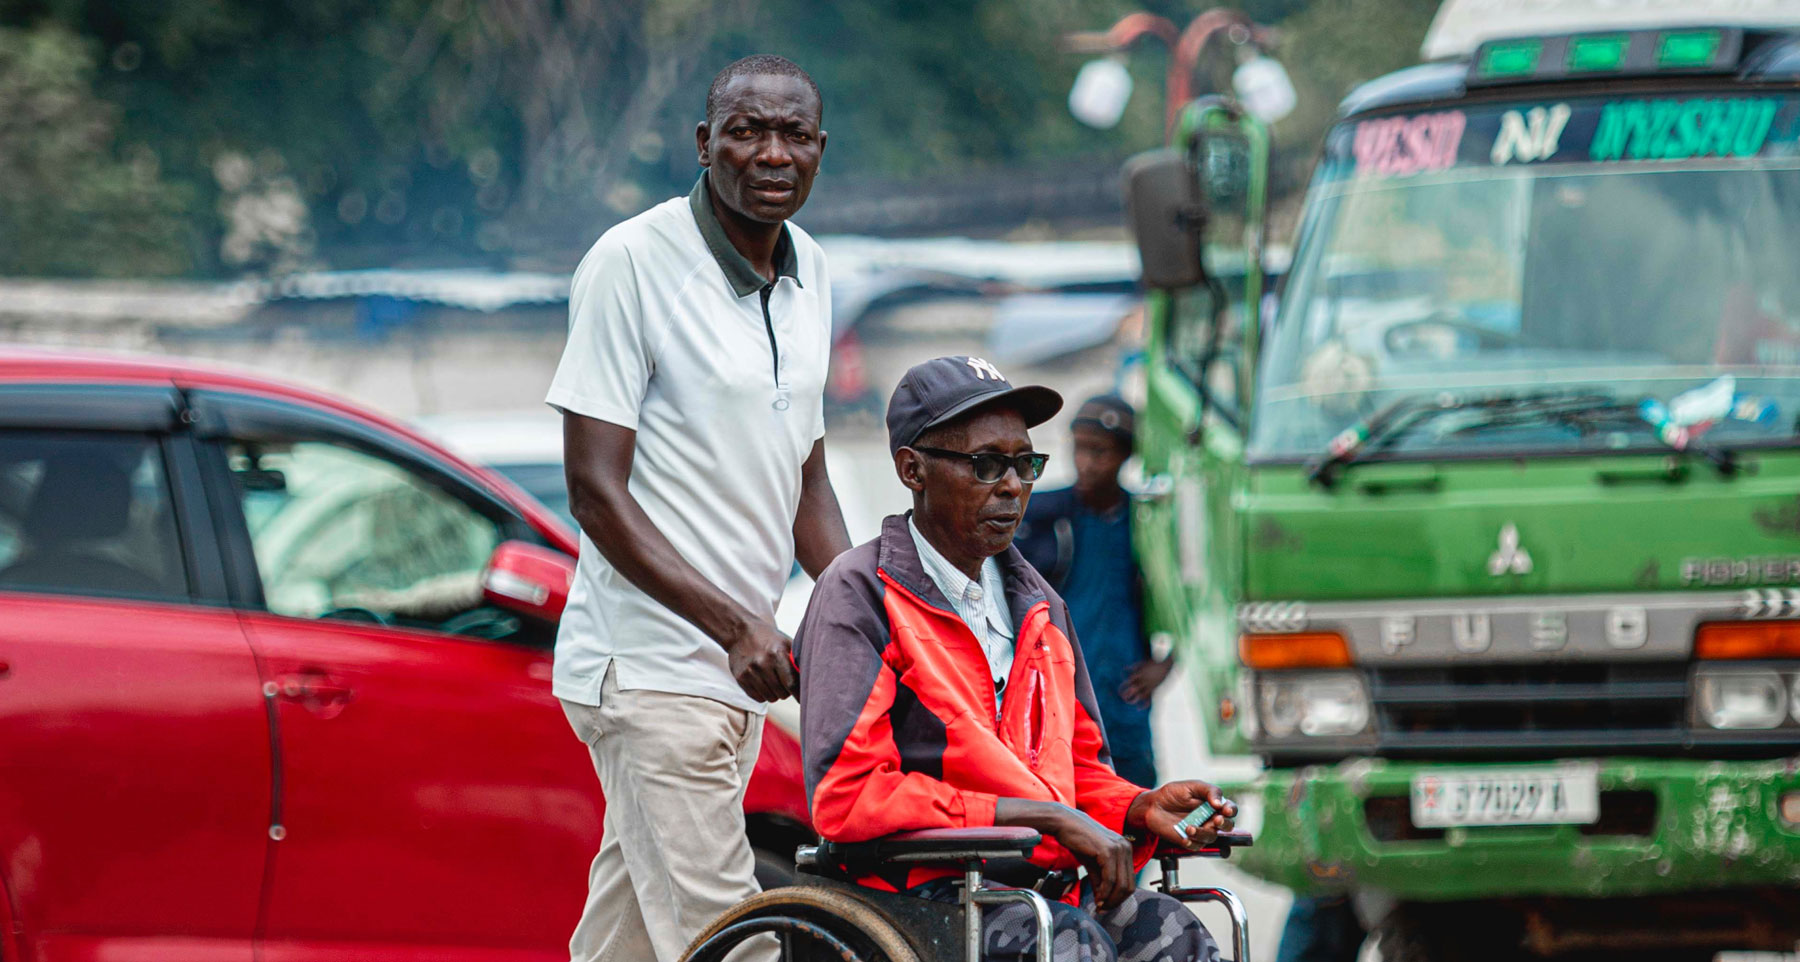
[415,410,572,527]
[1125,2,1800,957]
[416,409,885,669]
[0,348,812,962]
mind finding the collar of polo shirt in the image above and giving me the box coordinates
[688,174,803,298]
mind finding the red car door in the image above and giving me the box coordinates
[0,397,269,962]
[192,392,598,961]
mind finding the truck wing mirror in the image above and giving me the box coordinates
[1123,148,1209,290]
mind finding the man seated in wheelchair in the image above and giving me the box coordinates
[794,357,1236,962]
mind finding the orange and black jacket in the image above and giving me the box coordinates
[795,513,1152,897]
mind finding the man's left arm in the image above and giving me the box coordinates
[793,438,852,579]
[1072,658,1236,852]
[1063,606,1233,852]
[1063,608,1159,840]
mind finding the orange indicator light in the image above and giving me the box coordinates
[1694,621,1800,660]
[1239,632,1353,670]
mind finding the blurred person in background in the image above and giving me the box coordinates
[1016,394,1171,788]
[545,55,850,962]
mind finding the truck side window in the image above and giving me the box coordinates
[224,439,503,631]
[1169,286,1243,422]
[0,431,189,601]
[1171,129,1257,425]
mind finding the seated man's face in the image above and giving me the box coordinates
[907,406,1034,560]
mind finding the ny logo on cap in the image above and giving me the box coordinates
[965,357,1005,381]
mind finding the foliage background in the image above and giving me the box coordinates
[0,0,1437,277]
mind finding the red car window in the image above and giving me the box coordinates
[225,438,503,630]
[0,430,188,601]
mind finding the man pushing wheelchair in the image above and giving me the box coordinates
[787,356,1237,962]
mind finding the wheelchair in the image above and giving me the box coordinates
[682,827,1255,962]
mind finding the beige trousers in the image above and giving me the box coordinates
[561,665,773,962]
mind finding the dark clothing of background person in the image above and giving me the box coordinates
[1016,486,1156,787]
[1277,893,1366,962]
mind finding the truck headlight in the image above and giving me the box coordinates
[1259,672,1370,738]
[1695,668,1787,730]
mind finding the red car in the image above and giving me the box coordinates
[0,347,813,962]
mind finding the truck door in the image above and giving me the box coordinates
[188,391,597,962]
[1134,110,1270,756]
[0,385,267,962]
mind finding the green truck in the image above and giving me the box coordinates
[1124,6,1800,957]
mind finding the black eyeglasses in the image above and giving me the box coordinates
[913,447,1049,484]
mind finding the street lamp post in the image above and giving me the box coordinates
[1063,8,1279,133]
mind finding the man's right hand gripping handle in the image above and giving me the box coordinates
[725,619,798,703]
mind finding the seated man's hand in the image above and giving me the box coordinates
[1127,781,1237,850]
[995,799,1136,911]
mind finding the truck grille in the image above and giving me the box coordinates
[1370,662,1690,758]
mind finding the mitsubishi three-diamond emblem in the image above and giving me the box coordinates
[1488,523,1533,576]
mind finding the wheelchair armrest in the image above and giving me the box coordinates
[816,826,1042,871]
[1153,831,1254,861]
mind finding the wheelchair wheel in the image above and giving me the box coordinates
[681,885,922,962]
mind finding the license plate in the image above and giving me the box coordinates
[1410,765,1599,828]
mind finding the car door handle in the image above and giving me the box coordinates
[276,671,354,718]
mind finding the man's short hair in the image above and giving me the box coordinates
[706,55,822,123]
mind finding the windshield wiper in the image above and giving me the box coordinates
[1304,390,1576,487]
[1445,395,1740,476]
[1303,389,1737,488]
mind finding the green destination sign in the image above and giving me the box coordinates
[1327,94,1798,181]
[1590,97,1779,162]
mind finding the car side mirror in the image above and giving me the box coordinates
[1123,148,1209,290]
[481,540,574,624]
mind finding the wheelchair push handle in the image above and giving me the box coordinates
[1153,829,1254,861]
[1152,832,1255,962]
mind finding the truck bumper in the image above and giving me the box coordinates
[1228,755,1800,900]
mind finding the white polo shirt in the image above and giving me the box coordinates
[545,176,831,713]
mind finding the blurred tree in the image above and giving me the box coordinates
[0,0,1443,276]
[9,0,759,271]
[705,0,1159,176]
[0,23,193,276]
[424,0,760,258]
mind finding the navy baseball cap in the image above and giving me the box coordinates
[1070,394,1135,443]
[886,356,1063,454]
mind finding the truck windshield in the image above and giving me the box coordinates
[1252,92,1800,461]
